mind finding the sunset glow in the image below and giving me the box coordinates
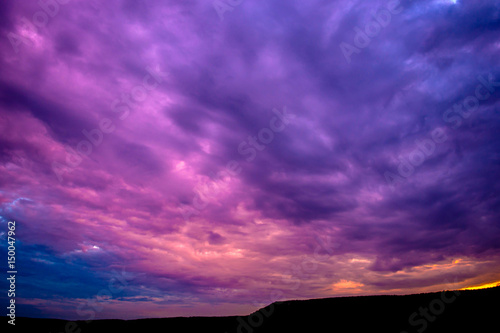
[0,0,499,321]
[461,281,500,291]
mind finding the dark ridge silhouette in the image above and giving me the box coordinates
[5,286,499,333]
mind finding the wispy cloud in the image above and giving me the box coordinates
[0,0,499,319]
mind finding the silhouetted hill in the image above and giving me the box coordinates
[5,286,499,332]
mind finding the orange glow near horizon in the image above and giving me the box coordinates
[461,280,500,291]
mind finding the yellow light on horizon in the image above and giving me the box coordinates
[461,280,500,291]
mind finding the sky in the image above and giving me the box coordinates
[0,0,499,320]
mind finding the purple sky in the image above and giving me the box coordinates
[1,0,500,320]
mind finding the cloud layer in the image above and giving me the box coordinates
[0,0,499,319]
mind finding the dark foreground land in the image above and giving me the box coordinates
[5,286,499,333]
